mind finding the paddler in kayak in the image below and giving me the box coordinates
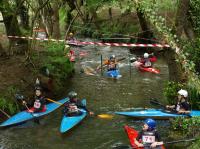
[166,89,191,114]
[134,118,163,149]
[138,53,153,68]
[97,55,118,71]
[63,91,94,116]
[24,86,46,113]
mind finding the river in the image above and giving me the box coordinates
[0,44,188,149]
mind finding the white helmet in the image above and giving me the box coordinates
[178,89,188,98]
[144,53,149,58]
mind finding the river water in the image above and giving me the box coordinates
[0,44,187,149]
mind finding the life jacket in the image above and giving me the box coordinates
[176,100,191,111]
[34,99,41,109]
[33,96,45,109]
[106,60,117,70]
[143,58,152,67]
[67,103,79,113]
[141,130,156,144]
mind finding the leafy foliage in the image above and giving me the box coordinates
[43,42,74,83]
[0,86,19,115]
[171,117,200,137]
[190,0,200,36]
[183,38,200,73]
[163,81,184,105]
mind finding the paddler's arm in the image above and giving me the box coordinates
[134,138,144,147]
[150,141,163,148]
[96,60,109,70]
[77,100,94,115]
[134,131,144,147]
[150,131,163,148]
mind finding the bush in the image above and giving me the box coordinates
[0,86,19,115]
[171,117,200,137]
[163,81,184,105]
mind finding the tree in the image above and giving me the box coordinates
[175,0,195,39]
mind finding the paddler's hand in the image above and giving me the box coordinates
[22,100,27,105]
[89,111,94,115]
[150,142,158,148]
[137,143,144,147]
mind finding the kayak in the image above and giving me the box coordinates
[139,66,160,74]
[124,125,165,149]
[60,99,87,133]
[0,98,68,127]
[106,69,122,79]
[115,109,200,119]
[67,40,83,47]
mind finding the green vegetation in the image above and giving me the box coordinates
[171,117,200,137]
[35,42,74,95]
[163,81,200,110]
[0,86,19,115]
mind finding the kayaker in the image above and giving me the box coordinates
[66,32,76,42]
[134,118,163,149]
[63,91,94,116]
[166,89,191,114]
[97,55,118,71]
[28,86,46,113]
[138,53,152,68]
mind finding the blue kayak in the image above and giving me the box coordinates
[0,98,68,127]
[106,69,122,79]
[115,109,200,119]
[60,99,87,133]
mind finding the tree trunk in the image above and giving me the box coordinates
[16,0,29,29]
[164,48,186,83]
[174,0,190,37]
[0,1,28,55]
[89,7,100,29]
[130,7,154,53]
[0,42,6,56]
[39,1,53,37]
[52,2,60,39]
[108,7,112,21]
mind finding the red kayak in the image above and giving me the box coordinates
[124,125,165,149]
[67,50,75,62]
[139,66,160,74]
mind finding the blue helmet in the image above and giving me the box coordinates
[145,118,156,130]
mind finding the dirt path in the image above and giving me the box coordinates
[0,55,35,94]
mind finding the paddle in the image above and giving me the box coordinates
[46,98,63,105]
[149,99,191,117]
[0,109,11,118]
[15,94,40,124]
[97,114,114,119]
[131,138,196,149]
[164,138,196,145]
[15,94,31,111]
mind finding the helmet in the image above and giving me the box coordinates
[178,89,188,98]
[144,118,156,130]
[69,32,73,36]
[110,55,116,60]
[144,53,149,58]
[35,85,43,91]
[68,91,77,99]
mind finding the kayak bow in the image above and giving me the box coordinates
[0,98,68,127]
[124,125,165,149]
[60,99,87,133]
[115,109,200,119]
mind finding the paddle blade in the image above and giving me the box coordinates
[97,114,113,119]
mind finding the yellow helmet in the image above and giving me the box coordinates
[69,32,73,36]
